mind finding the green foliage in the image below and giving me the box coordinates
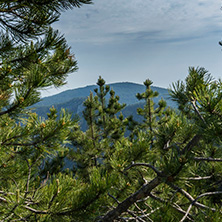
[66,70,222,221]
[1,0,222,220]
[69,77,128,181]
[0,0,92,40]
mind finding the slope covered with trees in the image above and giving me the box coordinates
[34,82,171,107]
[33,82,176,128]
[0,1,222,221]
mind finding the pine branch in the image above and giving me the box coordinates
[167,182,217,212]
[180,191,222,222]
[124,162,163,176]
[178,175,212,180]
[149,193,194,221]
[98,176,162,222]
[191,100,207,125]
[24,159,31,198]
[23,206,48,214]
[0,87,33,116]
[55,190,102,216]
[181,134,201,155]
[0,1,93,40]
[193,157,222,162]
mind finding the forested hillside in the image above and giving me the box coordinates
[34,82,176,124]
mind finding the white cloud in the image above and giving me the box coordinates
[53,0,222,44]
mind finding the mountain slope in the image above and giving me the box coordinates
[35,82,173,107]
[33,82,176,121]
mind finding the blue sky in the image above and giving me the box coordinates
[42,0,222,97]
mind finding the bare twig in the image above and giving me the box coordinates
[124,162,163,176]
[127,210,147,222]
[108,193,120,204]
[149,193,194,221]
[23,205,48,214]
[191,100,207,125]
[124,207,160,222]
[168,183,216,212]
[194,157,222,162]
[24,159,31,198]
[0,196,7,203]
[99,176,162,222]
[133,203,152,221]
[180,191,222,222]
[178,175,212,181]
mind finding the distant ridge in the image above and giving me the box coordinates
[35,82,171,107]
[33,82,176,122]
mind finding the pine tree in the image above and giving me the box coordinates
[0,1,95,221]
[99,67,222,222]
[69,76,127,179]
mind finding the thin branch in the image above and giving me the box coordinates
[0,196,7,203]
[108,193,120,204]
[24,159,31,198]
[195,191,222,202]
[123,207,160,222]
[134,202,153,222]
[194,157,222,162]
[149,193,194,221]
[99,176,162,222]
[181,135,201,155]
[180,191,222,222]
[127,210,147,222]
[168,183,216,212]
[23,205,48,214]
[178,175,212,181]
[124,162,163,176]
[191,100,207,125]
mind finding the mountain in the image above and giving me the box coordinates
[33,82,176,121]
[35,82,173,107]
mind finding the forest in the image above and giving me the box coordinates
[0,1,222,221]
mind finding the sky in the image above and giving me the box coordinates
[42,0,222,97]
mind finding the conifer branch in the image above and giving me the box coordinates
[193,157,222,162]
[167,183,217,212]
[124,162,163,176]
[24,159,31,198]
[99,176,162,222]
[149,193,194,221]
[180,191,222,222]
[23,206,48,214]
[181,134,201,154]
[0,87,33,116]
[191,100,207,125]
[178,175,212,180]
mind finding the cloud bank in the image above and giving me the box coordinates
[54,0,222,45]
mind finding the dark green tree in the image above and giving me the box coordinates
[98,67,222,222]
[69,76,127,179]
[65,69,222,222]
[0,1,97,221]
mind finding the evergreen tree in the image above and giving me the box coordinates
[66,69,222,222]
[69,76,127,179]
[0,1,95,221]
[99,67,222,222]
